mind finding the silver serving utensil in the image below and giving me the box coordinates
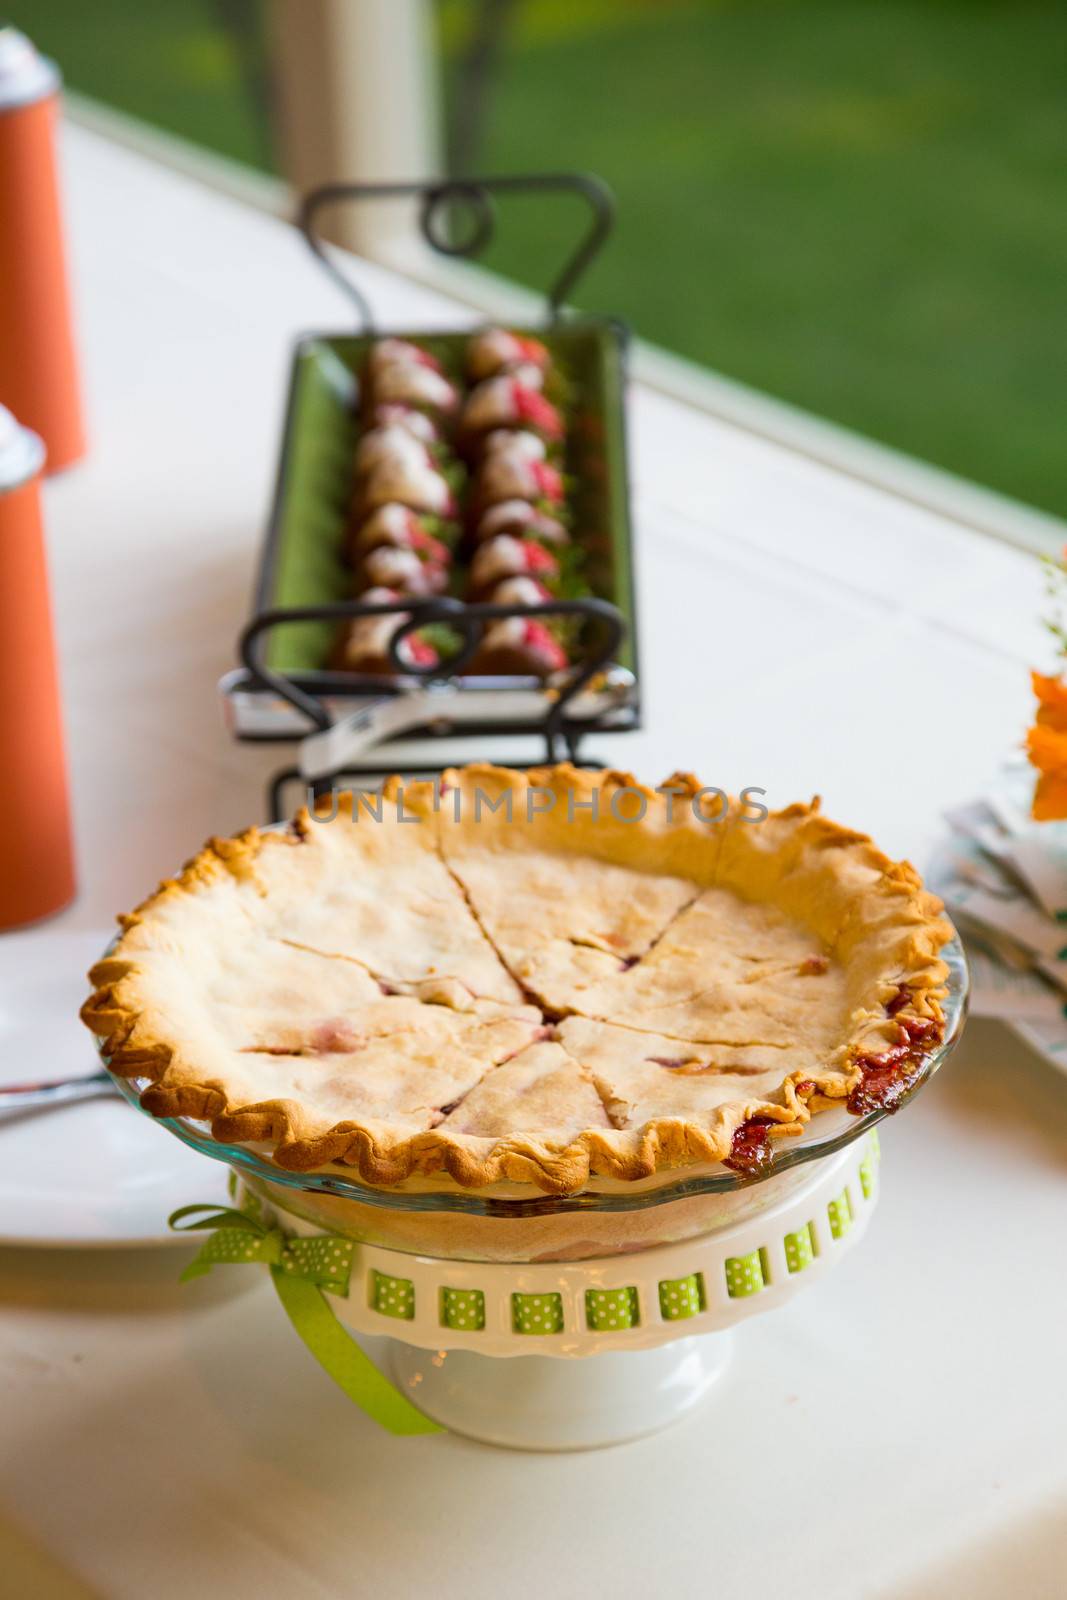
[0,1070,119,1111]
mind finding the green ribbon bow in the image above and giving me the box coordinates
[169,1200,441,1437]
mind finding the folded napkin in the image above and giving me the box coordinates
[934,762,1067,1076]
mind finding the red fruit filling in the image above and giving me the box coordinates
[724,1117,776,1176]
[847,988,942,1116]
[308,1019,363,1053]
[885,983,910,1016]
[798,954,829,975]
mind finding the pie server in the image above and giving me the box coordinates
[0,1069,118,1111]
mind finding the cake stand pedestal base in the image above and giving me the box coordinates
[389,1332,733,1451]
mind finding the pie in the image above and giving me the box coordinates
[81,765,952,1194]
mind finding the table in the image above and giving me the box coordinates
[1,121,1064,1600]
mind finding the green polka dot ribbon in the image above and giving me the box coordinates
[861,1128,881,1196]
[659,1274,704,1320]
[827,1190,853,1239]
[512,1291,564,1334]
[441,1288,485,1330]
[169,1202,440,1436]
[175,1203,355,1295]
[227,1167,265,1219]
[858,1153,876,1200]
[370,1270,415,1320]
[586,1286,639,1331]
[725,1249,766,1299]
[784,1224,815,1274]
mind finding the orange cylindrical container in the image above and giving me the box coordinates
[0,27,85,473]
[0,405,75,928]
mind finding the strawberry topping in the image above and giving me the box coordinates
[403,635,439,668]
[522,621,567,671]
[521,540,559,576]
[511,382,563,440]
[516,334,550,367]
[404,344,442,372]
[532,462,564,501]
[410,527,450,564]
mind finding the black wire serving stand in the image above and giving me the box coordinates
[221,174,640,822]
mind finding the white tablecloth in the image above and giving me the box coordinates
[1,122,1064,1600]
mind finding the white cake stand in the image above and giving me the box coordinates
[100,933,966,1452]
[284,1130,880,1449]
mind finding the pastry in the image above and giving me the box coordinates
[466,619,568,677]
[357,545,449,597]
[331,587,438,673]
[468,535,559,596]
[83,765,951,1194]
[467,329,550,382]
[354,454,455,519]
[346,504,451,566]
[459,375,562,443]
[353,424,435,479]
[482,428,548,463]
[472,500,569,547]
[483,575,553,608]
[472,454,564,512]
[368,359,457,417]
[336,334,580,678]
[367,403,440,444]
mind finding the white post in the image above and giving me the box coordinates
[268,0,439,256]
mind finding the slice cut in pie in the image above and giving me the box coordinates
[437,766,708,1010]
[82,764,953,1194]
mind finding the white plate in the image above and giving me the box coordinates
[0,926,228,1247]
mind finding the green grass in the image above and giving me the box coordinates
[440,0,1067,518]
[5,0,274,170]
[15,0,1067,517]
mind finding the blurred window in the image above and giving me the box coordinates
[437,0,1067,521]
[7,0,276,171]
[18,0,1067,521]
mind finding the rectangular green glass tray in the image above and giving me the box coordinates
[252,317,638,693]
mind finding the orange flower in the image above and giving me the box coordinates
[1027,716,1067,819]
[1031,671,1067,733]
[1032,775,1067,822]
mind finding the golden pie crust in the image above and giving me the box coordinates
[81,765,952,1194]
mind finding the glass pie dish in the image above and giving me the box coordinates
[99,932,967,1264]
